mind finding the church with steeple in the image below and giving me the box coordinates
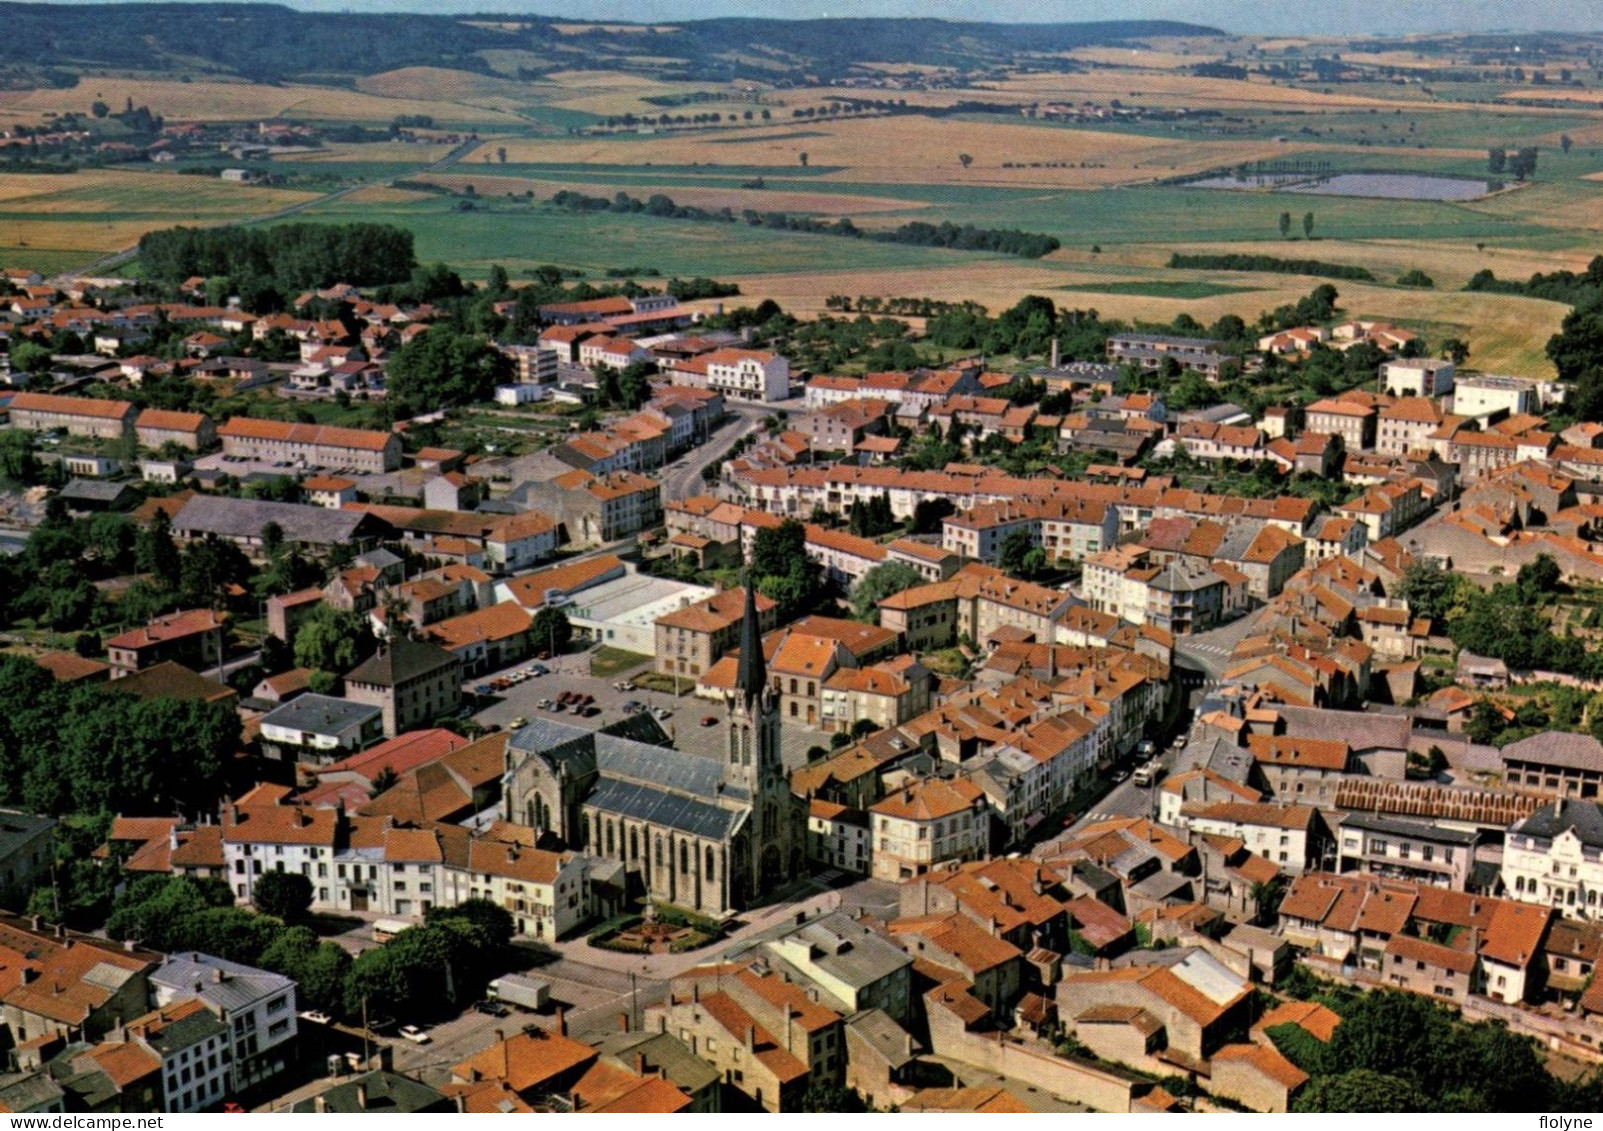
[500,584,804,919]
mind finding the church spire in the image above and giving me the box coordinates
[735,579,766,709]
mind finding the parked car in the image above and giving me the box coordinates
[655,707,672,720]
[1137,738,1157,757]
[399,1025,431,1045]
[509,716,528,729]
[536,698,554,710]
[569,702,584,714]
[474,684,493,696]
[297,1010,331,1026]
[529,664,549,676]
[701,715,718,727]
[473,1000,510,1018]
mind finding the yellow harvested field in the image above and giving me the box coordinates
[550,23,678,34]
[722,260,1564,376]
[994,71,1452,112]
[338,185,437,205]
[1066,46,1229,69]
[418,172,926,216]
[478,116,1294,187]
[1500,88,1603,104]
[355,67,541,109]
[1,78,525,125]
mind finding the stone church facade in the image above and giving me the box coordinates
[503,586,804,917]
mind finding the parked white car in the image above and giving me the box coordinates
[399,1025,431,1045]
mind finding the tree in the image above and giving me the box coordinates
[369,766,398,798]
[386,327,510,414]
[1302,211,1314,239]
[1248,877,1285,925]
[294,604,378,674]
[252,871,313,922]
[1562,134,1574,154]
[751,518,822,619]
[1278,211,1292,239]
[9,341,52,374]
[1488,147,1507,174]
[1517,552,1562,601]
[909,497,955,535]
[997,527,1036,577]
[260,925,352,1015]
[531,606,573,655]
[958,153,973,168]
[1441,337,1470,365]
[1295,1069,1431,1113]
[799,1084,868,1113]
[850,562,924,623]
[798,151,808,167]
[425,898,514,951]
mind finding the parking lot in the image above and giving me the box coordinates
[466,648,832,771]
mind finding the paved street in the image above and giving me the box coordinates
[659,404,768,502]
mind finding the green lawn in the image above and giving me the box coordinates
[589,646,653,678]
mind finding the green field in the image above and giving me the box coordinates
[301,195,1005,278]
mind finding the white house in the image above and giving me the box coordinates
[703,348,790,403]
[150,952,299,1093]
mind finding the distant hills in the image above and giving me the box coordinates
[0,3,1224,85]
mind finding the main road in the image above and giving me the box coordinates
[659,402,773,503]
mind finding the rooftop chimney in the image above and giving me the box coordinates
[556,1006,567,1037]
[314,1095,327,1114]
[355,1083,368,1111]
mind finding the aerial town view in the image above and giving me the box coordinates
[4,0,1603,1117]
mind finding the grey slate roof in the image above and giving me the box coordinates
[344,636,458,688]
[587,777,743,841]
[143,1004,227,1054]
[59,478,134,504]
[753,911,912,991]
[845,1009,920,1068]
[1275,705,1411,754]
[1339,811,1478,845]
[291,1071,448,1114]
[172,494,387,546]
[1514,800,1603,848]
[260,693,380,737]
[508,716,748,840]
[0,808,53,860]
[0,1071,64,1112]
[595,1031,720,1094]
[1503,732,1603,773]
[152,952,296,1016]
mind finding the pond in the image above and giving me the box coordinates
[1182,171,1503,202]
